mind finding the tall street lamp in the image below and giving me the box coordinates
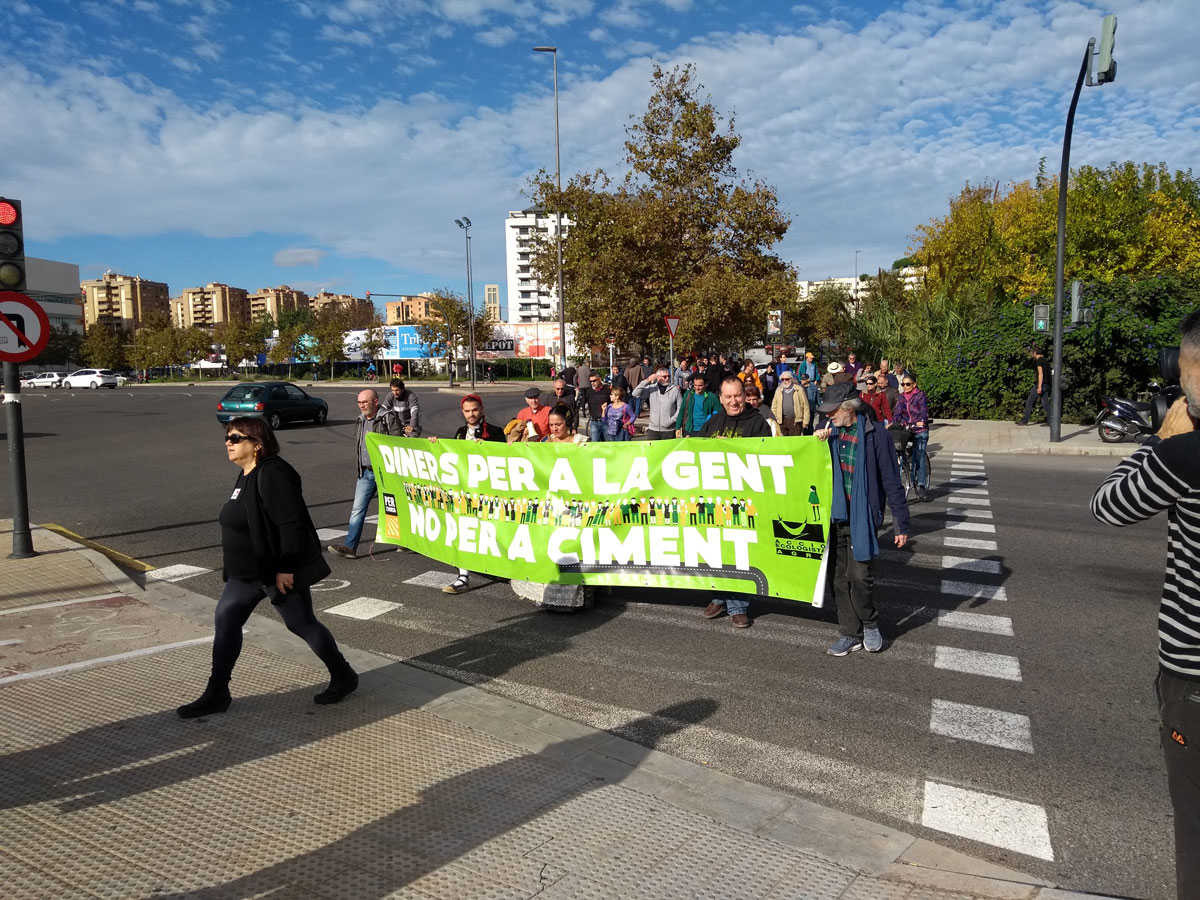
[533,45,566,372]
[853,249,862,302]
[455,217,476,389]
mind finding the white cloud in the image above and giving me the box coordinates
[319,24,375,46]
[274,248,328,267]
[476,25,518,47]
[3,1,1197,284]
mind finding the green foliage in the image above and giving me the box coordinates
[215,317,270,370]
[81,325,125,369]
[309,305,352,377]
[34,323,83,367]
[413,290,496,372]
[528,64,792,352]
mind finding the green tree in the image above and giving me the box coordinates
[795,283,852,349]
[357,313,390,374]
[413,289,494,384]
[34,324,83,368]
[215,317,269,374]
[81,325,125,369]
[527,64,793,353]
[310,305,351,379]
[173,326,214,376]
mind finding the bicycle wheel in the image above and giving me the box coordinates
[898,451,914,500]
[922,450,933,493]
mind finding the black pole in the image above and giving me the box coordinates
[1051,40,1094,443]
[4,361,36,558]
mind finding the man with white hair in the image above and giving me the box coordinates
[328,389,403,559]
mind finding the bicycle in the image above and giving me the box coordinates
[890,426,932,502]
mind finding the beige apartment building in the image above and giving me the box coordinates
[383,293,437,325]
[249,285,309,321]
[309,291,361,313]
[484,284,500,323]
[170,283,250,329]
[81,272,170,331]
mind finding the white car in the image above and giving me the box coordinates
[61,369,119,389]
[20,372,64,389]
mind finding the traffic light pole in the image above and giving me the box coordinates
[1050,39,1094,444]
[4,361,35,558]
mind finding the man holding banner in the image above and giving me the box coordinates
[815,382,911,655]
[442,393,507,594]
[699,376,773,628]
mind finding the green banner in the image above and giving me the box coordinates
[367,434,833,605]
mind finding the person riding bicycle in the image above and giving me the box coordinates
[891,372,930,502]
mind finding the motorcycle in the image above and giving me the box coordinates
[1097,381,1183,443]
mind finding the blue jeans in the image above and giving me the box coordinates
[345,469,376,550]
[805,386,819,426]
[630,395,643,418]
[713,596,750,616]
[588,420,606,442]
[607,428,630,442]
[911,431,929,489]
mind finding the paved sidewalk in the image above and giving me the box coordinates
[0,522,1110,899]
[927,420,1132,457]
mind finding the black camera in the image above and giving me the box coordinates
[1160,347,1180,384]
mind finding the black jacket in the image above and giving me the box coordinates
[454,420,508,442]
[234,456,330,590]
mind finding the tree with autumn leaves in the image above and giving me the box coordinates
[527,64,794,355]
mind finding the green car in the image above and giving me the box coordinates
[216,381,328,430]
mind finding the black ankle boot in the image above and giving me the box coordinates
[177,678,232,719]
[314,663,358,705]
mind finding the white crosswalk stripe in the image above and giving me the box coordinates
[921,781,1053,860]
[145,564,211,583]
[947,486,989,495]
[945,507,994,519]
[934,646,1021,680]
[941,556,1002,574]
[945,520,996,533]
[942,580,1007,602]
[942,536,999,551]
[946,494,991,506]
[316,527,348,542]
[929,699,1034,753]
[937,610,1014,636]
[325,596,402,619]
[404,569,457,588]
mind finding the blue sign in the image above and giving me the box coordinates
[256,352,267,366]
[383,325,434,360]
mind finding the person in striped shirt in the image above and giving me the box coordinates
[1091,310,1200,898]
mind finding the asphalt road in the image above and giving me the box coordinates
[0,384,1175,898]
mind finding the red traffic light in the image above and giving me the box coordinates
[0,201,17,226]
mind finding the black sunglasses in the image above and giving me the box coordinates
[901,381,915,386]
[225,433,251,444]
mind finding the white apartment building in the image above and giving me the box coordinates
[504,207,570,324]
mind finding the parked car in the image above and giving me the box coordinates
[216,381,328,430]
[61,369,119,389]
[20,372,64,389]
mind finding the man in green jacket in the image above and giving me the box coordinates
[676,372,719,436]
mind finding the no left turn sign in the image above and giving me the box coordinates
[0,292,50,364]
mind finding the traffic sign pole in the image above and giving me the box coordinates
[4,361,35,557]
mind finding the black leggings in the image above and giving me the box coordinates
[211,577,345,685]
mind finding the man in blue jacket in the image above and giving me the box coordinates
[814,382,911,655]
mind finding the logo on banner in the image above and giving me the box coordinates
[382,493,398,516]
[772,518,824,559]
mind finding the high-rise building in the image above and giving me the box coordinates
[309,291,360,313]
[248,285,309,321]
[504,207,570,324]
[26,258,84,333]
[81,271,170,331]
[484,284,500,322]
[170,283,250,329]
[384,293,437,325]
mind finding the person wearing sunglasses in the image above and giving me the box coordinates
[178,418,357,718]
[891,373,930,501]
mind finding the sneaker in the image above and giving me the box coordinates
[443,574,470,594]
[863,627,884,652]
[915,487,929,503]
[826,635,863,657]
[702,601,726,619]
[327,544,357,559]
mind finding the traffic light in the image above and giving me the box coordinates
[1034,304,1050,332]
[0,197,25,292]
[1096,14,1117,84]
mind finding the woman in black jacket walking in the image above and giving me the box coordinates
[178,417,358,718]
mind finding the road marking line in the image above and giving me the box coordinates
[945,507,994,519]
[0,639,23,646]
[921,780,1053,860]
[937,610,1014,636]
[404,570,457,589]
[946,495,991,506]
[325,596,401,620]
[0,593,127,616]
[946,521,996,533]
[947,487,989,495]
[934,646,1022,681]
[145,564,211,583]
[0,637,215,685]
[941,556,1002,574]
[949,478,988,487]
[366,514,378,524]
[942,580,1007,601]
[952,452,984,458]
[943,536,999,551]
[951,465,987,472]
[930,699,1033,753]
[316,528,348,542]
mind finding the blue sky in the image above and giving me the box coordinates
[7,0,1198,319]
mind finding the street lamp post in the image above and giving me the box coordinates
[455,217,476,389]
[534,45,567,372]
[853,249,862,303]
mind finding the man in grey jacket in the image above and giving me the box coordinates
[328,389,404,559]
[633,365,682,441]
[379,378,420,436]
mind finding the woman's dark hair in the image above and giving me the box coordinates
[225,416,280,458]
[549,403,571,422]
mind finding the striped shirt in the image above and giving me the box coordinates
[1091,433,1200,678]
